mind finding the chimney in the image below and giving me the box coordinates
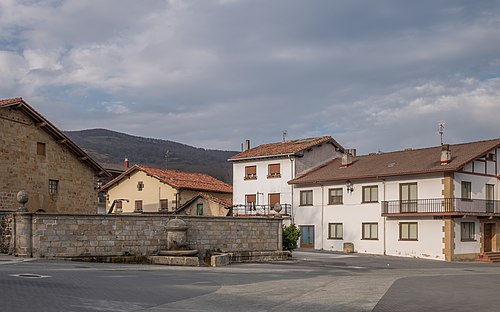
[349,149,356,157]
[244,139,251,151]
[341,150,353,167]
[440,144,451,165]
[124,158,129,168]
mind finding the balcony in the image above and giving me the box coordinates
[382,198,500,216]
[230,204,292,217]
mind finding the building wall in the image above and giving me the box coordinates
[454,217,480,256]
[385,217,445,260]
[232,157,293,206]
[10,213,282,258]
[106,171,177,213]
[295,143,339,175]
[0,108,98,213]
[177,197,228,217]
[453,172,498,200]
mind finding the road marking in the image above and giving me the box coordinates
[9,273,51,279]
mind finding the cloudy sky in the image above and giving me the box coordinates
[1,0,500,153]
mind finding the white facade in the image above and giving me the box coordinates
[293,145,500,261]
[232,157,295,207]
[230,141,341,215]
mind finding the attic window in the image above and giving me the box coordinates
[137,181,144,191]
[37,142,46,156]
[486,153,496,161]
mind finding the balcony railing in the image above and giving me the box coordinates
[382,198,500,215]
[229,204,292,217]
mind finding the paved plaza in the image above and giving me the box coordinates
[1,250,499,312]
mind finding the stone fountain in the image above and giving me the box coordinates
[149,218,200,266]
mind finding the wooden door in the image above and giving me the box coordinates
[300,226,314,249]
[484,223,494,252]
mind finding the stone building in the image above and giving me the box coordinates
[0,98,109,213]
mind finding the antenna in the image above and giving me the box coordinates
[164,150,170,169]
[438,121,445,145]
[282,130,287,142]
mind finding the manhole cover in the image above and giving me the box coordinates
[10,273,51,279]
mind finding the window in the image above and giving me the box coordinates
[486,184,494,212]
[461,181,471,200]
[48,179,58,195]
[486,153,496,161]
[362,185,378,203]
[244,166,257,180]
[399,222,418,241]
[461,222,475,241]
[115,201,123,212]
[268,163,281,178]
[269,193,280,208]
[328,223,343,239]
[196,203,203,216]
[137,181,144,191]
[328,188,343,205]
[300,190,313,206]
[134,200,143,212]
[362,223,378,240]
[159,199,168,211]
[400,183,418,212]
[37,142,46,156]
[245,194,256,205]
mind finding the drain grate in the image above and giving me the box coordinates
[10,273,51,279]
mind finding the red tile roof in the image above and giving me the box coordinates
[290,138,500,184]
[103,164,232,193]
[175,192,232,214]
[0,97,23,106]
[229,136,344,160]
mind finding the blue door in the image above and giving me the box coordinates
[300,225,314,248]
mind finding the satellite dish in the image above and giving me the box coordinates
[273,203,282,213]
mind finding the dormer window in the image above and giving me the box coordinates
[244,166,257,180]
[267,163,281,178]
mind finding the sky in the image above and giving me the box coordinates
[1,0,500,154]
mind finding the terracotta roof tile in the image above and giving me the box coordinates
[229,136,343,160]
[0,97,23,106]
[103,164,232,193]
[290,138,500,184]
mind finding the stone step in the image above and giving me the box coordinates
[481,252,500,263]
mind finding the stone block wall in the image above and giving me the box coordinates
[10,213,282,258]
[0,213,13,253]
[0,107,99,213]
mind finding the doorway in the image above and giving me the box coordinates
[483,223,495,252]
[300,225,314,249]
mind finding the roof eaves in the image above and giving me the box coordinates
[4,99,110,177]
[228,153,294,162]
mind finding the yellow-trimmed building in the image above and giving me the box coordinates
[102,164,232,214]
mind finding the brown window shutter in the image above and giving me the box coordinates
[269,193,280,206]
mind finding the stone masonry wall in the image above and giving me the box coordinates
[0,108,99,213]
[0,213,13,253]
[14,213,282,258]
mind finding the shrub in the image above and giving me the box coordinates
[282,223,301,252]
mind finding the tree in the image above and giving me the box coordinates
[282,224,301,252]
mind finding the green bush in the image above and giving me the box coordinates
[282,224,301,252]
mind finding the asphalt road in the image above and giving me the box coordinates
[1,251,499,312]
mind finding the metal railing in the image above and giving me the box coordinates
[382,198,500,215]
[229,204,292,217]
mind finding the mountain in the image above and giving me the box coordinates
[65,129,238,183]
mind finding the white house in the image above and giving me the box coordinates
[289,139,500,262]
[228,136,344,217]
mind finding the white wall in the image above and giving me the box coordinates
[232,157,293,206]
[386,217,444,260]
[454,218,480,255]
[453,172,498,200]
[294,174,447,259]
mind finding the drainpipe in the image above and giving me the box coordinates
[290,156,295,223]
[321,184,325,250]
[382,178,387,255]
